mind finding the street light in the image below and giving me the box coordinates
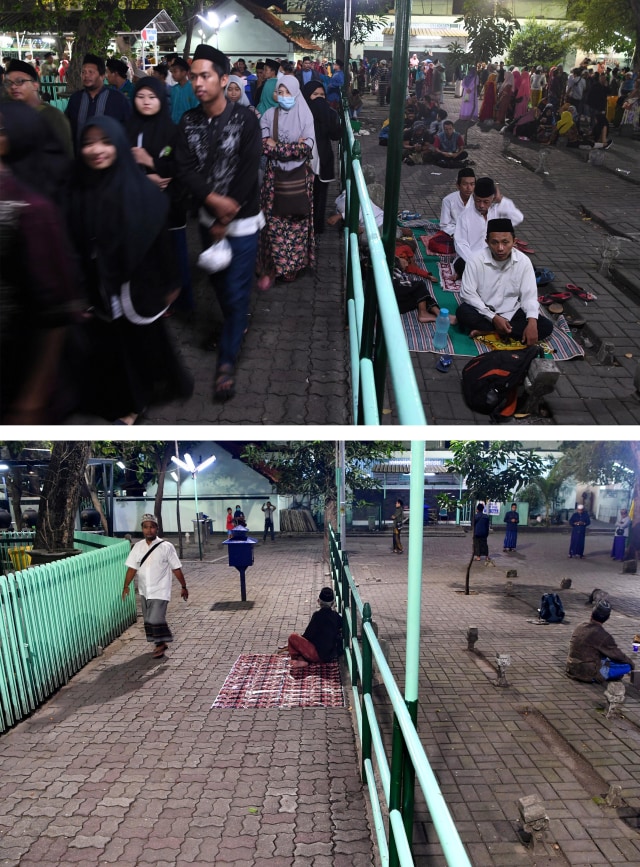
[196,10,238,48]
[171,452,216,560]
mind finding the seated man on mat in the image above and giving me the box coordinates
[566,600,634,683]
[428,168,476,254]
[453,176,523,278]
[284,586,342,670]
[456,218,553,346]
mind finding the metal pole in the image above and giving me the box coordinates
[402,440,425,848]
[337,441,347,543]
[381,0,412,269]
[193,473,202,561]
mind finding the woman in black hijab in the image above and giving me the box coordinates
[302,80,341,234]
[127,75,192,310]
[67,115,192,424]
[0,102,80,423]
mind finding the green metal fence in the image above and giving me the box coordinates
[329,524,471,867]
[339,112,427,426]
[0,532,134,733]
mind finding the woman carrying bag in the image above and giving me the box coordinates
[257,75,315,289]
[302,79,341,235]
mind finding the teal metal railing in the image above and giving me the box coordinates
[0,532,134,733]
[339,112,426,426]
[329,524,471,867]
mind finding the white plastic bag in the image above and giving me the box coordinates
[198,238,232,274]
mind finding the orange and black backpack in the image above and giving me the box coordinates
[461,346,543,420]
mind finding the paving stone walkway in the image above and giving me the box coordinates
[3,529,640,865]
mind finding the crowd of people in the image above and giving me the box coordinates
[0,48,347,423]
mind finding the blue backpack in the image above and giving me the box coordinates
[539,592,565,623]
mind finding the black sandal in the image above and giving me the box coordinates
[214,364,236,402]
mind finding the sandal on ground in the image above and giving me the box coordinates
[152,643,168,658]
[213,364,236,402]
[257,274,274,292]
[538,295,554,306]
[514,239,536,253]
[548,302,564,315]
[566,283,597,301]
[547,291,572,301]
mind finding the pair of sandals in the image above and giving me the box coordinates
[539,283,597,314]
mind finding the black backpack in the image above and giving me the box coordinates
[539,592,565,623]
[461,346,543,419]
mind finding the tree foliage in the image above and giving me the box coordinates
[290,0,390,51]
[568,0,637,66]
[558,441,636,487]
[445,441,549,505]
[507,20,576,69]
[519,461,570,524]
[456,0,520,64]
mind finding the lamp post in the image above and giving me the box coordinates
[171,452,216,561]
[196,10,238,49]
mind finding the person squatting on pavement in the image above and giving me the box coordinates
[122,514,188,658]
[456,218,554,346]
[283,586,343,671]
[175,44,263,403]
[566,600,634,683]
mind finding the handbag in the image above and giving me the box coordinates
[271,108,311,218]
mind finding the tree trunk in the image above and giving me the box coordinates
[465,544,474,595]
[84,469,109,534]
[67,1,121,92]
[630,0,640,72]
[35,442,91,551]
[7,467,24,531]
[153,444,173,536]
[323,497,337,563]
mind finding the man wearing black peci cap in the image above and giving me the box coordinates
[65,53,131,149]
[457,218,553,346]
[453,175,523,278]
[106,57,134,101]
[175,44,262,403]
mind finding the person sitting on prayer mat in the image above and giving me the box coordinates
[281,587,342,670]
[456,218,553,346]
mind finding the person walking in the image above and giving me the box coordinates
[503,502,519,552]
[262,500,276,541]
[568,504,590,558]
[121,514,188,659]
[473,502,490,561]
[175,44,263,402]
[391,498,406,553]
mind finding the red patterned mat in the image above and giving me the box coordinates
[211,654,345,709]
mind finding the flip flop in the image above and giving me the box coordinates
[566,283,597,301]
[515,239,536,253]
[547,291,572,301]
[538,295,554,306]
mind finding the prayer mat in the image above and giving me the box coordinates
[211,654,345,709]
[401,231,585,361]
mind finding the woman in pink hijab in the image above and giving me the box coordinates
[514,67,531,120]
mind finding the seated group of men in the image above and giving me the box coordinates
[432,170,553,347]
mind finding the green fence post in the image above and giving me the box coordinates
[361,601,373,781]
[381,0,412,269]
[388,714,405,867]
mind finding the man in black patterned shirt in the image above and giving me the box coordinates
[175,44,262,402]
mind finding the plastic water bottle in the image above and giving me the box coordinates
[433,308,450,351]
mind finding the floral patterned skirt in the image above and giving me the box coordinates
[258,162,316,278]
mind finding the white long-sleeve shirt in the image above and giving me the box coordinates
[459,246,539,321]
[439,191,469,236]
[453,196,524,263]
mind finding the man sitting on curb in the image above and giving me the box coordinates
[456,218,553,346]
[566,600,634,683]
[281,587,342,670]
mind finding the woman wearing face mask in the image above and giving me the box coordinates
[302,80,341,235]
[67,116,193,424]
[257,75,315,288]
[127,76,193,311]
